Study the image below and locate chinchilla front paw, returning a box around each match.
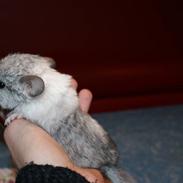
[5,113,23,126]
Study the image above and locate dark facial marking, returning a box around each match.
[0,81,5,89]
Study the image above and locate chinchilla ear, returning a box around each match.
[44,57,56,68]
[19,75,45,97]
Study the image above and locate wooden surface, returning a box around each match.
[0,0,182,112]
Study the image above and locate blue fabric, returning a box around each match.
[93,105,183,183]
[1,105,183,183]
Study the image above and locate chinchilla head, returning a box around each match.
[0,53,56,114]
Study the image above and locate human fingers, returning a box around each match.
[71,79,78,89]
[70,79,93,113]
[79,89,93,113]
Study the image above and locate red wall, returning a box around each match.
[0,0,182,112]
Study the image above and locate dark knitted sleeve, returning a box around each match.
[16,164,90,183]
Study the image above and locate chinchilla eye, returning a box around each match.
[0,81,5,89]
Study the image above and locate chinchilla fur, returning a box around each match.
[0,53,135,183]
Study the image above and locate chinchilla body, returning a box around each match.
[0,54,135,183]
[52,108,118,168]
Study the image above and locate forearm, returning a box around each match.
[4,119,108,183]
[4,119,75,169]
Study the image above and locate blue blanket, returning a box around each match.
[1,105,183,183]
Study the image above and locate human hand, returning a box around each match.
[3,79,108,183]
[71,79,93,113]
